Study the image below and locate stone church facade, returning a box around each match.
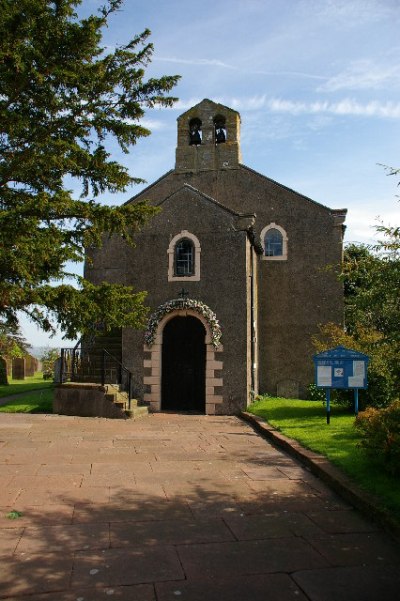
[86,99,347,415]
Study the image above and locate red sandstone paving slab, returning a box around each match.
[241,465,292,480]
[90,462,153,476]
[0,583,156,601]
[110,517,235,547]
[0,504,75,526]
[71,546,184,588]
[2,440,42,450]
[4,452,73,465]
[187,502,248,519]
[0,489,21,506]
[112,438,173,447]
[0,463,40,476]
[0,551,74,597]
[108,486,168,504]
[10,474,83,489]
[246,478,324,499]
[70,452,157,463]
[277,464,317,479]
[72,500,193,524]
[77,440,115,449]
[15,523,110,554]
[223,511,326,540]
[293,565,400,601]
[177,537,328,579]
[0,528,24,556]
[309,532,400,566]
[0,475,13,488]
[16,485,110,505]
[81,475,137,488]
[37,463,92,476]
[156,573,309,601]
[306,509,380,534]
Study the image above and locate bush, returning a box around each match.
[313,323,399,408]
[307,384,326,402]
[355,400,400,475]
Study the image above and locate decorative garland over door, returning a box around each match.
[144,298,222,349]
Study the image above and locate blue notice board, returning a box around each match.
[313,346,369,390]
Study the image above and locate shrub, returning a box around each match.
[312,323,399,408]
[307,384,326,402]
[355,400,400,475]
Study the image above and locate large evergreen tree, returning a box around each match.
[0,0,180,338]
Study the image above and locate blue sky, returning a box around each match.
[20,0,400,347]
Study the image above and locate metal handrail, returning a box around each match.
[59,345,134,410]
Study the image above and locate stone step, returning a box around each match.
[125,406,150,420]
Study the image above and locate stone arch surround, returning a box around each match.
[143,309,223,415]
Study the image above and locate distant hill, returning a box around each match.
[28,346,61,359]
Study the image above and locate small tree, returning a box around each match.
[313,209,400,408]
[40,348,60,380]
[0,0,180,339]
[0,323,30,385]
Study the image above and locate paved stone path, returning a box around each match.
[0,412,399,600]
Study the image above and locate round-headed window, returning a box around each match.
[175,238,195,276]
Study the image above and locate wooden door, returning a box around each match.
[161,316,206,412]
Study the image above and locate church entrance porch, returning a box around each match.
[143,302,224,415]
[161,316,205,412]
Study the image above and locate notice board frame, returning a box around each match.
[313,346,369,424]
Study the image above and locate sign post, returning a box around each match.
[313,346,369,424]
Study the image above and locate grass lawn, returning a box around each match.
[0,373,54,398]
[0,389,54,413]
[248,396,400,525]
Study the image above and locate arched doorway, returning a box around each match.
[161,316,206,412]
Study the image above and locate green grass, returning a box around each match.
[248,396,400,524]
[0,389,54,413]
[0,373,54,398]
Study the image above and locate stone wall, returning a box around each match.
[54,383,126,419]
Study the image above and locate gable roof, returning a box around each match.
[156,183,253,218]
[177,98,240,121]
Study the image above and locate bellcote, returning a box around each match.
[175,99,242,173]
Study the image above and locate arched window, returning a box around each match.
[175,238,194,276]
[189,118,202,146]
[214,115,227,144]
[260,223,288,261]
[168,231,201,281]
[265,228,283,256]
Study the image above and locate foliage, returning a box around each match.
[355,401,400,476]
[0,323,30,358]
[0,322,31,384]
[248,396,400,523]
[313,322,397,408]
[313,217,400,408]
[40,348,60,379]
[144,298,222,348]
[307,383,326,402]
[0,0,180,338]
[342,240,400,346]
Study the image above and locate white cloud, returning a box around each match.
[155,57,236,69]
[229,96,400,119]
[305,0,398,25]
[319,60,400,92]
[344,206,400,246]
[140,118,166,131]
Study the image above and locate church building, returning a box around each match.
[85,99,347,415]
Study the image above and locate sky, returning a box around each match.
[20,0,400,348]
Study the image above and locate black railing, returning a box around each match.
[60,345,133,409]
